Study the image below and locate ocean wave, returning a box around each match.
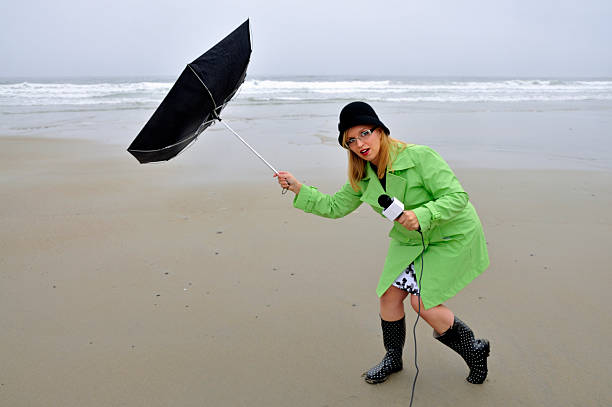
[0,81,170,106]
[243,95,612,104]
[1,78,611,107]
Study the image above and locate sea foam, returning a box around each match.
[1,77,611,108]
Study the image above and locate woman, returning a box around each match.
[274,101,490,384]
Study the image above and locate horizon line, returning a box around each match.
[1,74,612,81]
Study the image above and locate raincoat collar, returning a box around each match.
[360,145,416,208]
[388,144,416,171]
[360,144,416,181]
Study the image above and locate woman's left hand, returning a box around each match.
[396,210,420,231]
[274,171,302,195]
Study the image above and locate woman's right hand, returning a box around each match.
[274,171,302,195]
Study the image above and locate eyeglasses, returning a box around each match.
[345,127,377,148]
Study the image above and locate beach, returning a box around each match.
[1,78,612,406]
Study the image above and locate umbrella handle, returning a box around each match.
[219,120,289,195]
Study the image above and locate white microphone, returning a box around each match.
[378,194,404,221]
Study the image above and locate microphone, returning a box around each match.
[378,194,405,221]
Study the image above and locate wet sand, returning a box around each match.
[1,136,611,406]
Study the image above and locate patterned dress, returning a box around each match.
[392,263,420,295]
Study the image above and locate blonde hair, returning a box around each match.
[343,129,407,192]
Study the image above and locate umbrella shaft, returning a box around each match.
[220,120,279,175]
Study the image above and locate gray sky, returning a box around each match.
[1,0,611,78]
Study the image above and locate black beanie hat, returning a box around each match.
[337,101,390,147]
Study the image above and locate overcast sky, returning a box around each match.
[1,0,611,78]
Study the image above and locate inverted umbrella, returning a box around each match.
[127,19,282,179]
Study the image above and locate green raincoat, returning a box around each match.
[293,144,489,309]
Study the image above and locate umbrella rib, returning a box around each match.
[127,128,205,153]
[187,64,218,111]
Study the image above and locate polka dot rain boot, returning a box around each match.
[434,316,490,384]
[362,316,405,384]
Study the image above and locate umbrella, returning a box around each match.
[127,19,281,177]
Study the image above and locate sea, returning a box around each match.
[1,76,612,171]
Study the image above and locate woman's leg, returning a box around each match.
[408,294,490,384]
[408,294,454,334]
[363,286,408,384]
[380,285,409,320]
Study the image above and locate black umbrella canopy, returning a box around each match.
[128,20,252,163]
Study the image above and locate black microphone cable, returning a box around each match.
[409,229,426,407]
[376,193,425,405]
